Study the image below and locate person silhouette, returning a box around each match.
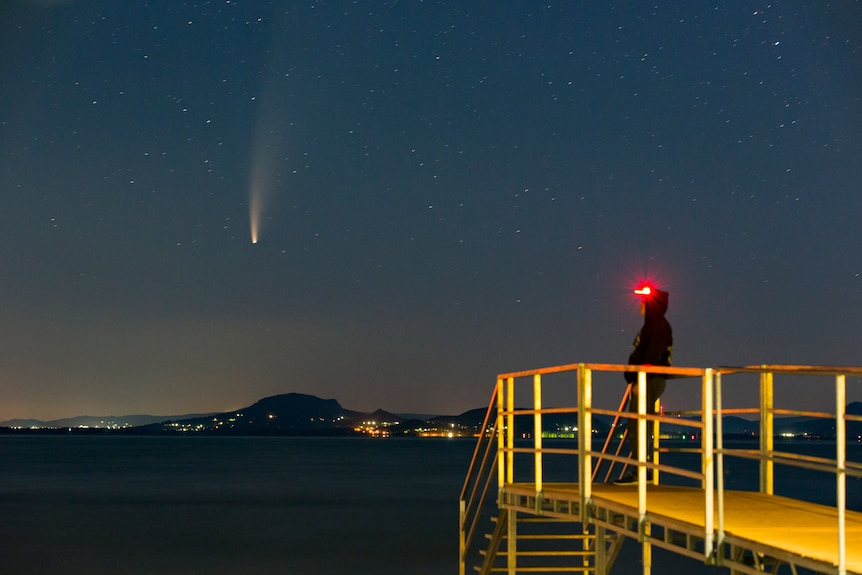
[615,285,673,485]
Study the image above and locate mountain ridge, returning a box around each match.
[3,394,860,439]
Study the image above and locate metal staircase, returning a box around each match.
[460,374,637,575]
[476,509,620,575]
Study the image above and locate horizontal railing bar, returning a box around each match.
[711,408,760,416]
[722,448,862,468]
[587,407,627,418]
[532,447,583,456]
[498,363,708,379]
[499,407,579,416]
[652,464,705,481]
[496,362,585,379]
[665,408,861,429]
[655,417,704,429]
[664,408,757,418]
[719,364,862,376]
[592,453,706,482]
[721,449,862,478]
[661,447,705,455]
[589,407,706,428]
[770,408,836,419]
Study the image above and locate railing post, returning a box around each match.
[506,377,515,486]
[637,370,648,496]
[759,368,774,494]
[578,364,592,522]
[596,523,607,575]
[637,370,650,575]
[836,373,847,575]
[702,368,715,561]
[497,378,505,492]
[533,373,543,498]
[715,370,726,563]
[507,507,518,575]
[651,396,660,485]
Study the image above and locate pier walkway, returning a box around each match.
[459,364,862,575]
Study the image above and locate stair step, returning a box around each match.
[485,568,594,573]
[515,550,594,557]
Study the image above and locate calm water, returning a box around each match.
[0,436,470,575]
[0,436,858,574]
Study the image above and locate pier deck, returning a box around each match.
[504,482,862,573]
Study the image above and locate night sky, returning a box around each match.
[1,1,860,422]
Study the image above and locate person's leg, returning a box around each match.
[646,375,666,416]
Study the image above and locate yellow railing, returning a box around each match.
[715,365,862,575]
[458,362,862,575]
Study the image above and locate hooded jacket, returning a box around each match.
[624,289,673,383]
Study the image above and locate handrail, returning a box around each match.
[458,382,498,575]
[592,383,631,483]
[459,384,498,501]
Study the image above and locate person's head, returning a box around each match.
[644,289,669,323]
[634,285,669,321]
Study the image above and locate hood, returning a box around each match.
[644,289,669,322]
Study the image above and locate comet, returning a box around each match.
[247,95,290,245]
[247,123,284,245]
[247,130,274,245]
[246,25,292,244]
[249,170,264,244]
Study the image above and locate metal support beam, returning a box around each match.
[759,369,774,495]
[596,523,607,575]
[578,364,592,522]
[506,377,515,486]
[507,508,517,575]
[637,370,651,575]
[836,374,847,575]
[496,378,505,493]
[703,368,715,560]
[534,373,543,497]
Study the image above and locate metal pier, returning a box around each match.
[459,363,862,575]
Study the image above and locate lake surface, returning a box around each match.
[0,436,858,574]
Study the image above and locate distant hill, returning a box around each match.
[0,413,216,430]
[129,393,353,435]
[3,398,860,440]
[660,415,759,436]
[0,393,446,436]
[126,394,418,436]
